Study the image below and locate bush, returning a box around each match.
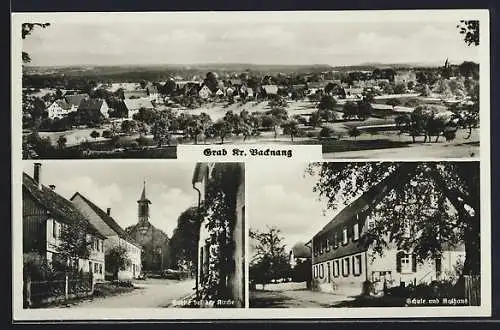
[306,131,316,138]
[102,130,113,139]
[111,280,134,288]
[319,127,334,138]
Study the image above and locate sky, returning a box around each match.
[247,161,337,254]
[22,161,198,237]
[22,15,479,67]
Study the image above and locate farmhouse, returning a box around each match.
[46,100,73,119]
[193,163,245,307]
[123,98,154,119]
[70,193,142,280]
[23,163,106,281]
[77,98,110,118]
[394,70,417,85]
[146,83,160,103]
[309,170,465,297]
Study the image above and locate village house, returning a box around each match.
[77,98,110,119]
[394,70,417,85]
[46,100,73,119]
[261,84,278,97]
[123,98,154,119]
[64,93,89,112]
[309,170,465,297]
[198,85,212,99]
[23,163,106,281]
[70,193,142,280]
[192,163,245,307]
[344,87,364,100]
[146,83,160,103]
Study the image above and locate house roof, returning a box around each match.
[124,98,154,111]
[230,79,242,86]
[291,242,311,258]
[124,89,148,99]
[70,192,140,248]
[64,94,89,107]
[314,169,402,239]
[52,100,72,110]
[78,98,105,111]
[23,173,105,239]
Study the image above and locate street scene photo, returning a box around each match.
[248,161,480,308]
[22,161,245,308]
[20,12,481,159]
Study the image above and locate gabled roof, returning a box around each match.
[78,98,105,111]
[65,94,89,107]
[51,100,72,110]
[124,98,154,111]
[70,192,141,248]
[23,173,105,239]
[314,169,401,239]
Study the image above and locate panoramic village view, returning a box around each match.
[248,161,480,308]
[21,19,480,159]
[22,161,245,308]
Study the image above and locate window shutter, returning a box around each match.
[412,254,417,273]
[396,251,403,273]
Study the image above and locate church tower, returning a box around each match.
[137,181,151,231]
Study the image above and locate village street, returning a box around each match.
[60,279,195,308]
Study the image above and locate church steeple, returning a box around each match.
[138,180,151,226]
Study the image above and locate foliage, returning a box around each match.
[169,207,201,271]
[22,23,50,63]
[90,130,100,139]
[249,227,292,285]
[457,20,479,46]
[319,126,335,138]
[57,219,93,269]
[307,162,480,275]
[56,135,67,149]
[282,119,299,141]
[348,127,361,139]
[212,118,233,144]
[105,246,132,280]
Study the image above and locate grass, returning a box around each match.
[299,138,411,153]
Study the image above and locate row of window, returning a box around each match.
[313,221,362,257]
[313,254,364,279]
[52,220,103,252]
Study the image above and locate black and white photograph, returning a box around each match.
[18,11,484,159]
[248,161,481,308]
[21,161,245,309]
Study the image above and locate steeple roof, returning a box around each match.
[137,181,151,204]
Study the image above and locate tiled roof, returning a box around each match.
[65,94,89,107]
[23,173,105,238]
[78,98,105,111]
[123,98,154,111]
[71,192,140,248]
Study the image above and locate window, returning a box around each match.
[396,252,416,274]
[89,261,93,273]
[313,265,318,279]
[333,232,338,248]
[353,255,362,276]
[313,244,318,257]
[327,262,331,283]
[342,227,348,245]
[333,260,340,278]
[342,257,350,277]
[52,221,58,238]
[353,223,359,241]
[319,264,324,279]
[326,237,330,252]
[367,215,375,230]
[94,263,98,273]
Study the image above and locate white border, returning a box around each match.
[12,9,491,320]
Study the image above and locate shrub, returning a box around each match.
[102,130,113,139]
[319,127,334,138]
[306,131,316,138]
[348,127,362,139]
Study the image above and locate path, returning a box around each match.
[250,288,355,308]
[64,279,195,308]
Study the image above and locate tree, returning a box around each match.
[457,20,479,46]
[394,83,407,95]
[152,112,172,147]
[212,118,232,144]
[90,130,100,140]
[307,162,480,277]
[105,246,131,280]
[22,23,50,63]
[249,227,292,287]
[56,135,67,150]
[342,101,358,120]
[319,126,335,138]
[56,219,92,272]
[357,101,373,121]
[204,72,219,93]
[266,107,289,139]
[387,98,401,108]
[169,207,201,272]
[282,119,299,142]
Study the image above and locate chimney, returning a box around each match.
[33,163,42,190]
[49,185,56,191]
[107,208,111,216]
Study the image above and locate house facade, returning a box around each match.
[310,171,465,297]
[70,193,142,280]
[23,163,106,281]
[46,100,73,119]
[198,85,212,99]
[64,94,89,112]
[123,98,155,119]
[192,163,245,307]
